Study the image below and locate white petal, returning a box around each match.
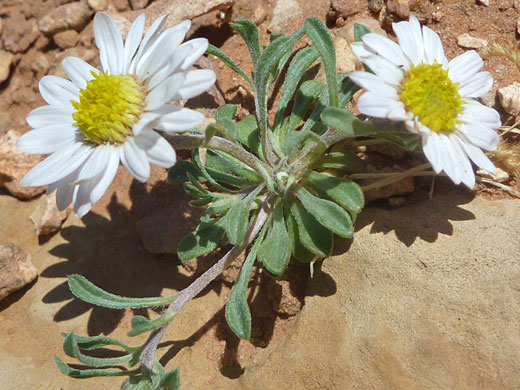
[20,143,92,187]
[392,15,424,66]
[73,179,94,218]
[458,123,499,151]
[178,38,208,71]
[122,14,145,73]
[172,69,216,100]
[63,57,98,89]
[134,130,176,168]
[17,124,77,154]
[90,146,120,205]
[460,100,501,128]
[39,76,79,106]
[422,25,448,67]
[457,71,493,98]
[75,144,111,184]
[130,14,168,73]
[145,72,186,111]
[357,91,402,118]
[146,44,194,90]
[422,131,444,174]
[94,12,124,74]
[456,135,496,173]
[54,169,81,211]
[359,54,404,86]
[361,33,408,67]
[439,134,461,185]
[120,138,150,182]
[448,50,483,84]
[26,105,74,128]
[132,112,161,136]
[155,107,205,132]
[449,134,475,188]
[349,71,398,98]
[350,41,375,60]
[136,27,189,81]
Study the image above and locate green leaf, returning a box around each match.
[168,160,204,185]
[283,80,324,136]
[321,106,376,137]
[224,186,264,245]
[127,310,176,337]
[206,197,237,215]
[305,171,364,220]
[225,225,267,340]
[216,104,238,121]
[255,28,304,133]
[60,333,138,353]
[286,212,315,263]
[216,117,239,141]
[354,23,371,42]
[273,47,320,131]
[258,201,291,276]
[314,151,366,174]
[206,150,263,184]
[230,19,261,67]
[207,43,253,87]
[122,375,155,390]
[305,18,338,107]
[160,369,181,390]
[178,218,226,261]
[55,356,140,379]
[294,185,353,238]
[62,333,136,367]
[237,115,263,159]
[287,199,332,257]
[67,275,177,310]
[337,73,360,107]
[183,183,209,198]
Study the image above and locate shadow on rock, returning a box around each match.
[40,180,205,336]
[355,184,476,247]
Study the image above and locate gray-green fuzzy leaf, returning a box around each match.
[178,218,225,261]
[258,201,291,275]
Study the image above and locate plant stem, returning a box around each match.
[165,134,272,174]
[359,163,431,191]
[140,204,270,372]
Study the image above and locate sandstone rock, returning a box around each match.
[139,0,234,29]
[0,50,14,83]
[478,0,490,5]
[360,166,416,203]
[368,0,385,13]
[330,0,364,20]
[515,0,520,8]
[498,81,520,116]
[136,203,204,255]
[457,33,488,49]
[0,243,38,300]
[129,0,150,10]
[229,194,520,390]
[334,36,358,73]
[113,0,131,11]
[233,0,268,25]
[0,112,13,136]
[29,192,69,236]
[87,0,109,11]
[387,0,410,20]
[38,2,93,35]
[366,141,405,160]
[53,29,80,49]
[30,51,51,77]
[2,15,39,53]
[0,130,45,199]
[267,0,303,33]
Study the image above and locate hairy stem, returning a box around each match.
[165,134,272,174]
[140,204,270,372]
[359,163,431,191]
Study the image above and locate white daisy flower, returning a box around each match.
[349,15,501,188]
[18,12,216,217]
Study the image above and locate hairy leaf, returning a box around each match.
[207,44,253,87]
[178,218,226,261]
[258,201,291,276]
[230,19,261,67]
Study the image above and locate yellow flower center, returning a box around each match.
[72,72,146,145]
[399,61,464,133]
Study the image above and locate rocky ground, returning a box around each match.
[0,0,520,389]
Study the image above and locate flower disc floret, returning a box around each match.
[72,73,146,145]
[399,62,463,133]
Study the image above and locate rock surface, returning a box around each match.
[0,130,45,199]
[0,51,14,83]
[38,2,93,35]
[267,0,303,33]
[29,192,69,236]
[498,81,520,116]
[0,243,38,300]
[456,33,488,49]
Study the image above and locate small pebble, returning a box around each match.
[456,33,488,49]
